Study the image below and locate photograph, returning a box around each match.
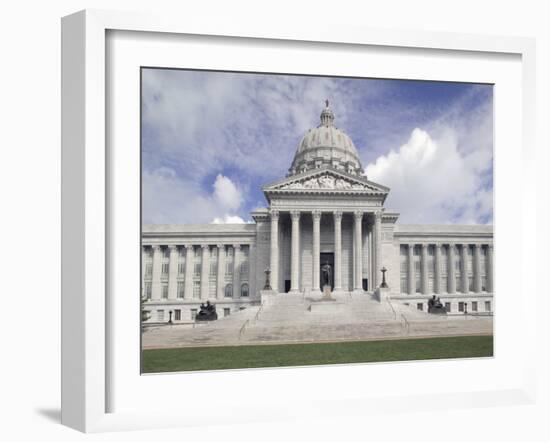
[139,68,494,373]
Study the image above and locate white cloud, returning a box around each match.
[211,215,246,224]
[142,168,246,224]
[213,174,243,210]
[366,127,492,224]
[141,70,493,224]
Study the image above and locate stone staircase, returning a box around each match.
[142,291,493,349]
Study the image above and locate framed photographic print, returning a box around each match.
[61,9,537,433]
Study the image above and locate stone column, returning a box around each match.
[474,244,482,293]
[141,247,147,283]
[167,245,179,300]
[183,245,194,299]
[269,209,280,293]
[312,210,321,293]
[151,245,162,300]
[249,244,257,299]
[487,244,493,293]
[434,244,442,294]
[290,211,301,293]
[333,211,343,292]
[374,211,382,287]
[407,244,415,295]
[233,244,241,298]
[200,245,210,300]
[368,227,373,289]
[461,245,469,293]
[216,244,225,299]
[354,211,364,291]
[421,244,429,294]
[448,243,456,294]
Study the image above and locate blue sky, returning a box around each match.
[141,69,493,225]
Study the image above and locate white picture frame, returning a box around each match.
[61,9,537,433]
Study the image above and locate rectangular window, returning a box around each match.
[157,310,164,322]
[472,301,478,312]
[194,263,201,276]
[161,283,168,299]
[445,302,451,312]
[210,262,218,276]
[144,282,152,300]
[468,276,474,292]
[193,281,201,298]
[209,282,217,298]
[161,263,169,276]
[454,247,461,272]
[400,276,407,294]
[190,309,197,320]
[458,302,465,312]
[240,261,249,276]
[174,309,181,321]
[177,281,185,299]
[415,277,421,293]
[178,262,186,275]
[145,263,153,278]
[224,308,231,317]
[481,276,487,292]
[417,303,423,311]
[485,301,491,312]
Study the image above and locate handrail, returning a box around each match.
[254,304,263,322]
[386,298,397,320]
[400,313,410,334]
[239,319,250,338]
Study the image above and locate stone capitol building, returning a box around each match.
[142,102,493,324]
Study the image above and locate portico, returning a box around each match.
[266,208,383,295]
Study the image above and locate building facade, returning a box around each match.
[142,103,493,323]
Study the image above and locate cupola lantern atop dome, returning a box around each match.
[287,101,365,177]
[320,99,335,127]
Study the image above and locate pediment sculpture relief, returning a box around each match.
[278,173,370,191]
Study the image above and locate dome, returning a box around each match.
[288,100,364,176]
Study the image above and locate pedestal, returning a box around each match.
[322,285,334,300]
[375,286,391,302]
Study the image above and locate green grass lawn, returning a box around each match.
[142,335,493,373]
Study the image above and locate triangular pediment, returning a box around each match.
[263,167,390,195]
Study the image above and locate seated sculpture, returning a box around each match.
[428,295,447,315]
[196,300,218,321]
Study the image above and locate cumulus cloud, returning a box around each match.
[142,168,246,224]
[213,174,243,210]
[366,127,492,224]
[211,215,246,224]
[142,69,493,225]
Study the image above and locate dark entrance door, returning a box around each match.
[320,252,335,290]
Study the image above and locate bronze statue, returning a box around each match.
[321,261,332,288]
[428,295,447,314]
[196,300,218,321]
